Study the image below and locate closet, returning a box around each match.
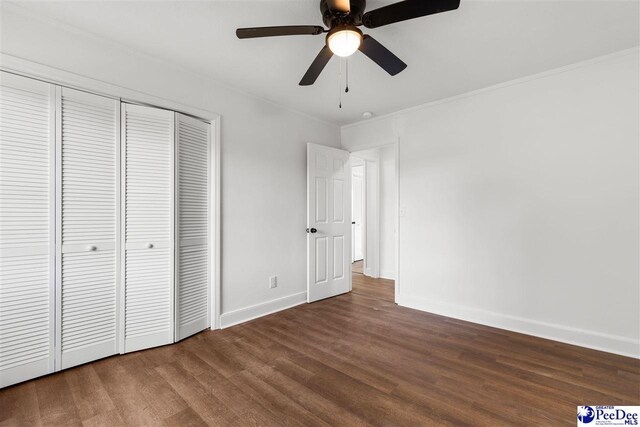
[57,87,120,370]
[175,114,210,341]
[0,71,213,388]
[122,104,174,352]
[0,73,55,387]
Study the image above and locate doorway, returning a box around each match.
[351,159,365,274]
[305,142,397,304]
[349,145,397,302]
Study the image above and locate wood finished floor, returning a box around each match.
[1,274,638,426]
[352,260,363,275]
[352,271,394,303]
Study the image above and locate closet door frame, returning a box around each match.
[205,117,213,330]
[1,55,221,330]
[54,87,121,369]
[211,117,220,330]
[48,81,57,374]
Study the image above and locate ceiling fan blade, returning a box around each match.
[299,46,334,86]
[236,26,324,39]
[358,35,407,76]
[327,0,350,14]
[362,0,460,28]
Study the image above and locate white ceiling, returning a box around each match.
[7,0,640,126]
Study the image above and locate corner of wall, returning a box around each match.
[396,294,640,359]
[379,269,396,280]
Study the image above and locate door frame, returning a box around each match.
[1,54,223,330]
[350,161,365,264]
[347,141,400,303]
[349,151,380,279]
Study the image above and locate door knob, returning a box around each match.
[87,245,97,252]
[306,227,317,234]
[146,243,154,249]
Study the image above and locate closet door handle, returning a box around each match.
[146,243,154,249]
[86,245,97,252]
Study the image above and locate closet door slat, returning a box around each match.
[57,87,119,370]
[176,114,210,341]
[122,103,174,353]
[0,72,55,387]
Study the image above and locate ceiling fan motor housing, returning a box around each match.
[321,0,367,27]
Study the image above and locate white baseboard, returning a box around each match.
[220,291,307,329]
[379,269,396,280]
[397,293,640,359]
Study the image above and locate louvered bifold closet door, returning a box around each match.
[0,72,55,388]
[122,104,174,353]
[175,114,210,341]
[57,87,119,370]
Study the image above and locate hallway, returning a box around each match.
[351,268,395,303]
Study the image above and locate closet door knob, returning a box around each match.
[87,245,97,252]
[146,243,154,249]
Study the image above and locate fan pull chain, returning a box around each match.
[345,57,349,93]
[338,58,342,108]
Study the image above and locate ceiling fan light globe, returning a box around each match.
[327,29,362,57]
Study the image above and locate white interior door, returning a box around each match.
[175,113,210,341]
[307,143,351,303]
[57,87,119,370]
[122,103,174,353]
[0,72,55,387]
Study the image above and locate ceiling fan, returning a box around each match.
[236,0,460,86]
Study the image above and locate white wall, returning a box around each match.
[342,49,640,357]
[0,6,341,326]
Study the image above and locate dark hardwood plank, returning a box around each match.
[81,409,126,427]
[0,381,41,426]
[34,373,82,426]
[162,407,208,427]
[91,356,163,425]
[64,364,116,422]
[1,273,638,426]
[119,353,188,421]
[351,271,394,302]
[154,363,239,426]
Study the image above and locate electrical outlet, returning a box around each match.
[269,275,278,289]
